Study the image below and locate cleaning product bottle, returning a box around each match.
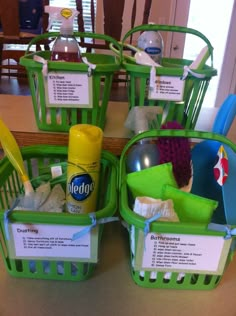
[125,106,161,173]
[66,124,103,214]
[45,6,82,62]
[137,22,164,65]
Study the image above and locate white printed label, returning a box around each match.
[8,223,98,262]
[149,75,185,101]
[135,232,231,275]
[46,72,92,108]
[51,165,63,178]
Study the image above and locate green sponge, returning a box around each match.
[126,163,177,199]
[162,184,218,224]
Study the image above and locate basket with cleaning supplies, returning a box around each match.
[20,31,121,132]
[119,128,236,290]
[0,145,118,281]
[114,24,217,129]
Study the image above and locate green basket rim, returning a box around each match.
[119,129,236,232]
[0,145,118,226]
[20,51,121,72]
[24,31,122,54]
[20,31,122,72]
[122,57,217,77]
[121,24,214,67]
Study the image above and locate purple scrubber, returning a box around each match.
[157,121,192,188]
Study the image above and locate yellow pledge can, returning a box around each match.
[66,124,103,214]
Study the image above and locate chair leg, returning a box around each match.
[0,43,3,77]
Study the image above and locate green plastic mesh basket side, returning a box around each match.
[124,58,216,129]
[119,24,217,129]
[20,31,122,132]
[128,226,226,290]
[22,51,120,132]
[119,130,236,289]
[0,145,118,281]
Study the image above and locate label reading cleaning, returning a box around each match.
[46,71,93,108]
[148,75,185,101]
[134,232,231,275]
[8,223,99,262]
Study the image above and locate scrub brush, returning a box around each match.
[157,121,192,189]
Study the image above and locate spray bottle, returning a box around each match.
[45,6,82,62]
[66,124,103,214]
[124,106,162,173]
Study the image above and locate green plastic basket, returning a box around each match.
[120,24,217,129]
[20,32,121,132]
[119,129,236,290]
[0,145,118,281]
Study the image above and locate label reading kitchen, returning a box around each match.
[46,71,93,108]
[134,232,231,275]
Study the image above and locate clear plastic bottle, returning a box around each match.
[137,23,164,64]
[47,7,82,62]
[125,107,160,173]
[126,139,160,173]
[51,33,82,62]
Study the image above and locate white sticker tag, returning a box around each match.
[46,71,93,108]
[135,232,231,275]
[51,165,63,178]
[148,75,185,101]
[8,223,99,262]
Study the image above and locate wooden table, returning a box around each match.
[1,94,236,155]
[1,95,236,316]
[0,95,131,155]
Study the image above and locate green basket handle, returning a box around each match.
[109,41,142,62]
[25,31,122,56]
[119,24,214,67]
[119,129,236,186]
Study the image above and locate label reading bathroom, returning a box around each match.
[135,233,231,275]
[148,75,185,101]
[47,72,92,108]
[8,223,98,262]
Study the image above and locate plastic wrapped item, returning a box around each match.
[14,183,65,213]
[133,196,179,221]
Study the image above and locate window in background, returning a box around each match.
[49,0,96,33]
[1,0,96,75]
[183,0,234,108]
[5,0,96,50]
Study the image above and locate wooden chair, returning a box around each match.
[76,0,153,85]
[0,0,49,77]
[76,0,152,50]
